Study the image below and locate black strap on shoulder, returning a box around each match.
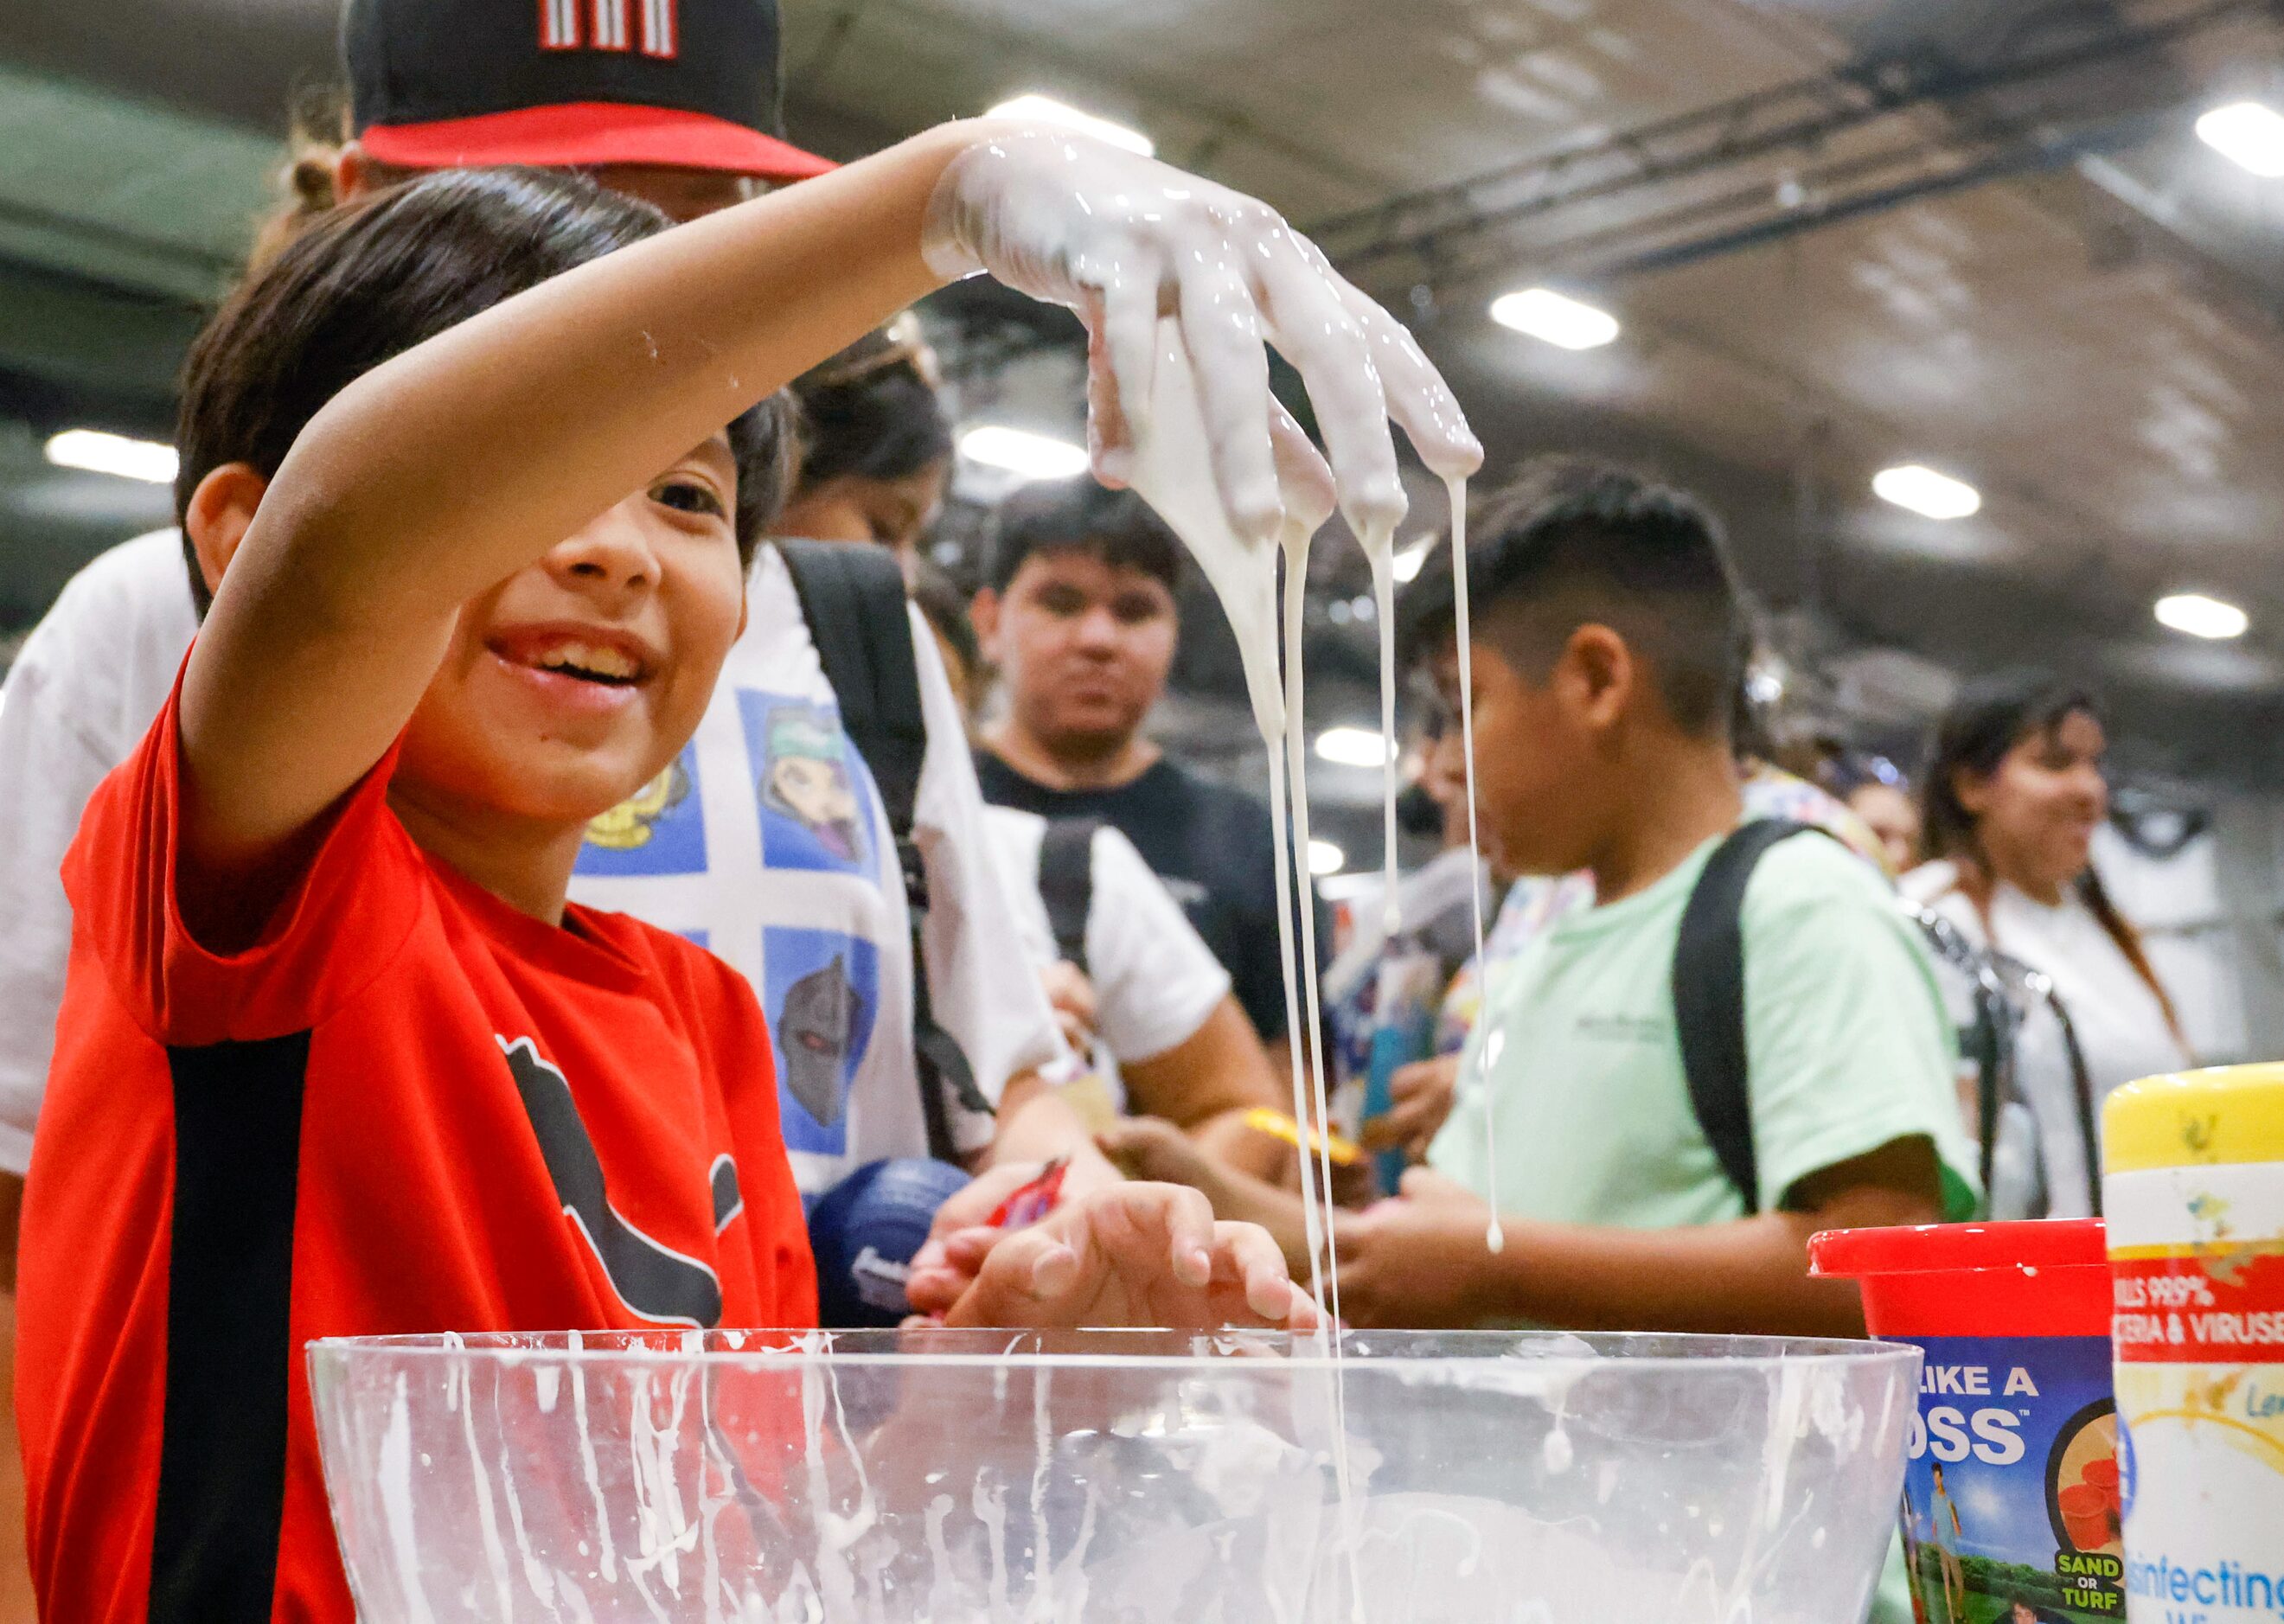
[1037,817,1100,974]
[776,540,988,1162]
[777,540,925,841]
[1671,819,1824,1214]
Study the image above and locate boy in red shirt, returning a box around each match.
[16,118,1475,1618]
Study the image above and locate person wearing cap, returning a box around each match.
[0,0,1115,1238]
[0,0,1076,1597]
[0,10,835,1602]
[345,0,832,203]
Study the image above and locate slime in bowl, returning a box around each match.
[308,1327,1918,1623]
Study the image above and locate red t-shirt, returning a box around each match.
[16,686,818,1621]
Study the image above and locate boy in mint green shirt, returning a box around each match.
[1335,459,1976,1336]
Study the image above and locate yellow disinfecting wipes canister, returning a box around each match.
[2103,1064,2284,1621]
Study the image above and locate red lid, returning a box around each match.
[1810,1218,2106,1279]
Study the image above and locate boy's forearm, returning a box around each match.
[252,122,977,626]
[1473,1212,1873,1339]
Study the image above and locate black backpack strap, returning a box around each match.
[1671,819,1824,1213]
[1037,817,1100,974]
[776,541,989,1162]
[777,541,925,841]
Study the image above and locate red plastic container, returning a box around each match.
[1812,1220,2122,1620]
[1810,1218,2111,1338]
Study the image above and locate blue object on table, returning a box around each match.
[807,1157,972,1327]
[1360,942,1442,1197]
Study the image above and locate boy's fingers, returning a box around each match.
[1028,1240,1082,1300]
[1332,275,1483,480]
[1176,262,1283,547]
[1251,233,1405,541]
[1268,399,1338,534]
[1212,1221,1297,1321]
[1151,1182,1219,1288]
[1091,273,1161,489]
[937,1226,999,1274]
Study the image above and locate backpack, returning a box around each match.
[1673,820,2095,1218]
[1035,817,1103,974]
[776,540,990,1164]
[1670,819,1819,1214]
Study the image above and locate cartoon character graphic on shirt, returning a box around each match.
[777,954,863,1128]
[764,929,882,1154]
[573,743,707,876]
[748,700,870,873]
[586,757,688,850]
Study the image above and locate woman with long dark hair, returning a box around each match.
[1904,670,2191,1128]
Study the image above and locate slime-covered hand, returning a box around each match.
[928,1180,1317,1333]
[924,125,1482,549]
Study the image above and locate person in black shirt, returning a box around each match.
[972,483,1325,1049]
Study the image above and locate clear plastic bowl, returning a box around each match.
[308,1327,1918,1622]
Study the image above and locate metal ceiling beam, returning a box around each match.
[1309,0,2280,284]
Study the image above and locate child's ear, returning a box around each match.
[1561,623,1634,731]
[1952,763,1993,818]
[970,587,1003,661]
[183,464,270,598]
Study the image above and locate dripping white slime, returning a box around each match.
[1124,320,1486,1620]
[1444,476,1505,1254]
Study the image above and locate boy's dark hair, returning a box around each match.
[176,167,793,615]
[987,481,1184,597]
[1398,457,1742,738]
[790,325,952,493]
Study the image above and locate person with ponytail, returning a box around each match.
[777,316,956,567]
[1903,670,2192,1120]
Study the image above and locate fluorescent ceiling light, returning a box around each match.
[2155,591,2249,640]
[1488,287,1620,350]
[1308,839,1345,877]
[45,428,177,484]
[1872,464,1981,521]
[1392,538,1434,583]
[986,94,1154,157]
[958,425,1089,482]
[2197,101,2284,177]
[1315,726,1390,769]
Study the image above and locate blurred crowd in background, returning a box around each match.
[0,0,2217,1615]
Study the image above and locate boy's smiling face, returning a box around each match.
[389,433,747,833]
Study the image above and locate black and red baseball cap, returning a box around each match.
[344,0,835,182]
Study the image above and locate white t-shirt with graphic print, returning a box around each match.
[567,543,1064,1199]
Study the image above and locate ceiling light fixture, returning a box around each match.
[1392,538,1435,583]
[1872,464,1981,521]
[1314,726,1390,769]
[2197,100,2284,177]
[986,94,1155,157]
[957,425,1089,482]
[44,428,178,484]
[1308,839,1346,878]
[1488,287,1620,350]
[2155,591,2249,640]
